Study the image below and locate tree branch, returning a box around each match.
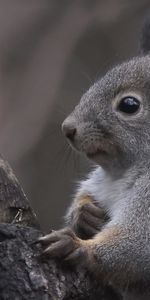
[0,155,121,300]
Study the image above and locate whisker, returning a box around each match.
[79,70,93,86]
[72,151,77,176]
[54,142,68,173]
[63,145,72,168]
[54,105,67,117]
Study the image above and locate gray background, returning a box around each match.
[0,0,149,230]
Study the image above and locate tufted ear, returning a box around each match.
[140,17,150,55]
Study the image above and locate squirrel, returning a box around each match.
[39,19,150,299]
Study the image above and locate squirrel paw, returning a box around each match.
[73,202,107,239]
[38,228,88,265]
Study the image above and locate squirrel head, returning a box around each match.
[62,23,150,174]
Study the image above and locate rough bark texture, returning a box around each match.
[0,155,121,300]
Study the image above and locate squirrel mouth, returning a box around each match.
[86,149,107,158]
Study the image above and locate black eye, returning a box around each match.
[118,96,140,114]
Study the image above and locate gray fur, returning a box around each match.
[63,53,150,299]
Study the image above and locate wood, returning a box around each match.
[0,155,121,299]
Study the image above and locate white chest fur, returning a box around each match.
[78,167,131,217]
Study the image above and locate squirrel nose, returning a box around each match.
[62,120,76,141]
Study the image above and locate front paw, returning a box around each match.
[38,228,88,265]
[73,202,108,239]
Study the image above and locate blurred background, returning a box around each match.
[0,0,150,230]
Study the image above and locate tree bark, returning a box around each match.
[0,155,121,300]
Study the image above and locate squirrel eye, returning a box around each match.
[118,96,140,114]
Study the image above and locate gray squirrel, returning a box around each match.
[39,19,150,299]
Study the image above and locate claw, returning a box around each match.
[38,232,60,245]
[42,240,71,258]
[64,247,85,264]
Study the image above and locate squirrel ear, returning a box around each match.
[140,17,150,55]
